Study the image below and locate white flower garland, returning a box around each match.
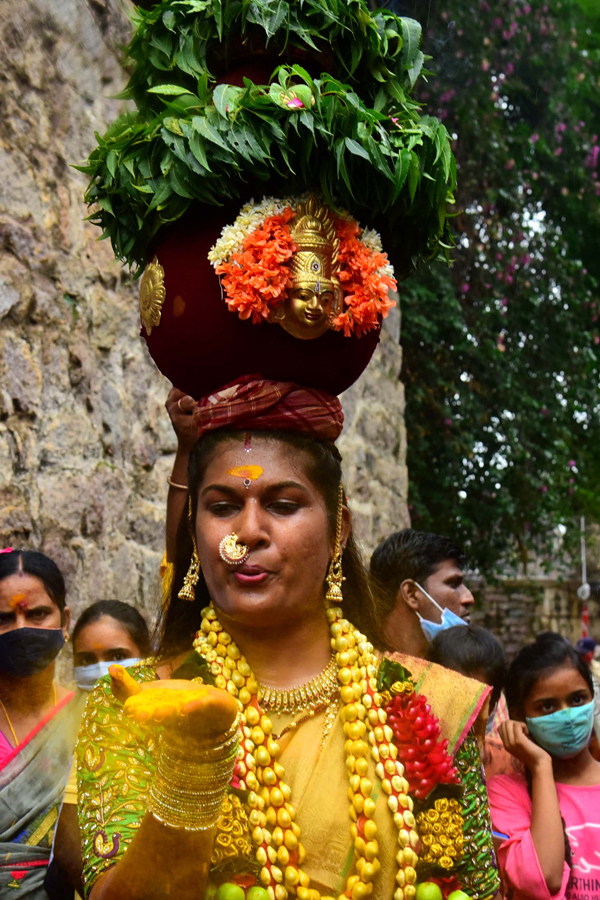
[207,195,395,282]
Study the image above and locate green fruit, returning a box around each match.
[215,883,246,900]
[246,888,271,900]
[416,883,444,900]
[447,891,471,900]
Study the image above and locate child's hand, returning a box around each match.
[499,719,553,771]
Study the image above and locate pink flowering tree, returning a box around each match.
[392,0,600,573]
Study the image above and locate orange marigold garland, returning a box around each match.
[211,198,396,336]
[333,217,397,338]
[216,208,297,325]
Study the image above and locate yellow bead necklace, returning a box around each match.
[194,605,420,900]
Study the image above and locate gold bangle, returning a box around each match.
[149,715,241,832]
[167,475,188,490]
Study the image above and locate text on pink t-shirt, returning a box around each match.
[488,773,600,900]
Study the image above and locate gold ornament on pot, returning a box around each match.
[268,195,343,340]
[139,256,166,336]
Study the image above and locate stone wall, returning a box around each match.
[471,527,600,657]
[0,0,409,643]
[473,576,600,660]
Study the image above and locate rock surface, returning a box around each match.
[0,0,409,635]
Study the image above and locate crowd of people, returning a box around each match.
[0,392,598,900]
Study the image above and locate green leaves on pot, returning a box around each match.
[78,0,456,274]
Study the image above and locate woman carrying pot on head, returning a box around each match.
[75,380,499,900]
[0,548,80,898]
[488,632,600,900]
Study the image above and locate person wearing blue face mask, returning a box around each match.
[369,528,474,659]
[52,601,151,900]
[487,632,600,900]
[71,600,151,692]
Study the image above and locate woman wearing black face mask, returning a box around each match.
[0,548,82,898]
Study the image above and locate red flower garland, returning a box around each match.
[385,689,459,800]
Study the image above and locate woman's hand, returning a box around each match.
[166,387,198,454]
[499,719,553,771]
[109,665,238,743]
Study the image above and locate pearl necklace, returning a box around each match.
[194,605,419,900]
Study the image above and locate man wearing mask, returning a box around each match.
[369,528,475,659]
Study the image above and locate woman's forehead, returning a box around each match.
[75,616,133,650]
[529,664,589,698]
[0,573,53,608]
[202,437,310,481]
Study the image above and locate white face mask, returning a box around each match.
[74,658,142,692]
[415,582,468,642]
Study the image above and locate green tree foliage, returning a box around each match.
[78,0,455,275]
[390,0,600,573]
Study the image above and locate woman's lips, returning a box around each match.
[233,564,270,585]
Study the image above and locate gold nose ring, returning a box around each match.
[219,533,250,566]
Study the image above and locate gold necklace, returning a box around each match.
[0,683,57,748]
[257,652,338,715]
[257,653,339,746]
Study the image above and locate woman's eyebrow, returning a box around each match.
[201,483,239,497]
[201,480,309,497]
[24,603,54,615]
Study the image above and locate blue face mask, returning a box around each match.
[415,583,468,642]
[526,700,595,759]
[74,658,141,692]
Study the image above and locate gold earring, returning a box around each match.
[179,498,200,601]
[325,483,345,603]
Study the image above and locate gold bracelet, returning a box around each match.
[149,715,241,831]
[167,475,188,490]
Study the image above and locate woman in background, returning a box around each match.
[488,632,600,900]
[72,600,151,692]
[51,601,151,899]
[0,548,77,898]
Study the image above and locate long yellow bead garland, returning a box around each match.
[193,605,420,900]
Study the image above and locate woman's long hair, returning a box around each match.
[155,429,386,660]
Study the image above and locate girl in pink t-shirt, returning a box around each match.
[487,632,600,900]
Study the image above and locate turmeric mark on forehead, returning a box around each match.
[10,593,27,610]
[227,465,264,483]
